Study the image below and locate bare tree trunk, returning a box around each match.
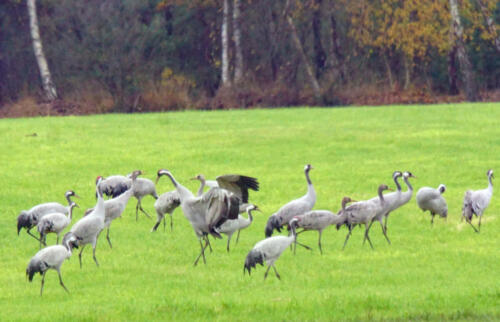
[27,0,57,101]
[232,0,243,84]
[221,0,231,87]
[329,12,346,83]
[403,55,411,89]
[476,0,500,53]
[449,0,478,101]
[383,52,394,89]
[312,0,326,79]
[284,0,322,102]
[448,45,459,95]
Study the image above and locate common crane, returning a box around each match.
[216,204,260,252]
[62,177,106,268]
[37,202,78,248]
[462,169,494,233]
[342,184,391,250]
[17,190,79,244]
[244,218,300,280]
[416,184,448,225]
[157,169,258,265]
[26,234,79,296]
[265,164,316,237]
[293,196,356,254]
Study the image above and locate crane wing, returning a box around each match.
[462,190,474,220]
[215,174,259,203]
[201,188,240,235]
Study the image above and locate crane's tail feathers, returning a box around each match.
[26,259,46,282]
[244,250,264,275]
[265,216,281,237]
[17,212,31,235]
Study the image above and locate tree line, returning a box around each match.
[1,0,499,113]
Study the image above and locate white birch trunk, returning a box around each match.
[449,0,478,101]
[232,0,243,84]
[477,0,500,53]
[27,0,57,101]
[221,0,231,87]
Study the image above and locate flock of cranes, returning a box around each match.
[17,165,494,295]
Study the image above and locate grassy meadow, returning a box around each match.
[1,104,500,321]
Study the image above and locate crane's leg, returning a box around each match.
[295,241,312,251]
[478,216,482,232]
[169,213,173,231]
[205,236,213,253]
[226,234,233,252]
[318,230,323,255]
[40,271,46,296]
[137,199,152,219]
[379,218,391,245]
[151,211,163,232]
[384,215,389,232]
[78,245,86,269]
[92,239,100,267]
[235,230,241,244]
[56,234,60,245]
[364,223,374,250]
[27,227,44,244]
[57,269,69,293]
[106,228,112,249]
[136,202,140,221]
[272,265,281,280]
[467,220,479,233]
[362,221,374,245]
[431,214,435,226]
[264,265,272,280]
[39,233,44,249]
[194,239,208,266]
[342,226,353,250]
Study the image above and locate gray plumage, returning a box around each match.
[98,175,131,198]
[17,190,79,244]
[26,234,78,296]
[37,202,78,248]
[265,164,316,237]
[368,171,403,245]
[342,184,391,250]
[416,184,448,225]
[462,169,494,233]
[294,197,356,254]
[157,169,257,265]
[244,218,299,280]
[216,204,259,252]
[130,175,159,221]
[62,177,106,268]
[99,171,142,247]
[151,190,181,232]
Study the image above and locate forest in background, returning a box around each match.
[1,0,499,116]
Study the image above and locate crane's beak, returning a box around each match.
[412,175,417,179]
[73,193,81,199]
[350,199,357,203]
[387,187,394,191]
[190,177,198,180]
[75,204,80,208]
[155,176,160,184]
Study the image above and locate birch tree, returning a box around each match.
[449,0,478,101]
[232,0,243,83]
[221,0,231,87]
[27,0,57,101]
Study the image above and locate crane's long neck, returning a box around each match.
[403,176,413,193]
[394,175,402,192]
[196,179,206,197]
[247,209,254,222]
[65,194,73,206]
[378,188,385,205]
[67,205,75,220]
[165,172,193,201]
[488,174,493,192]
[305,169,316,201]
[95,184,105,219]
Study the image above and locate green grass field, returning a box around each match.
[1,104,500,321]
